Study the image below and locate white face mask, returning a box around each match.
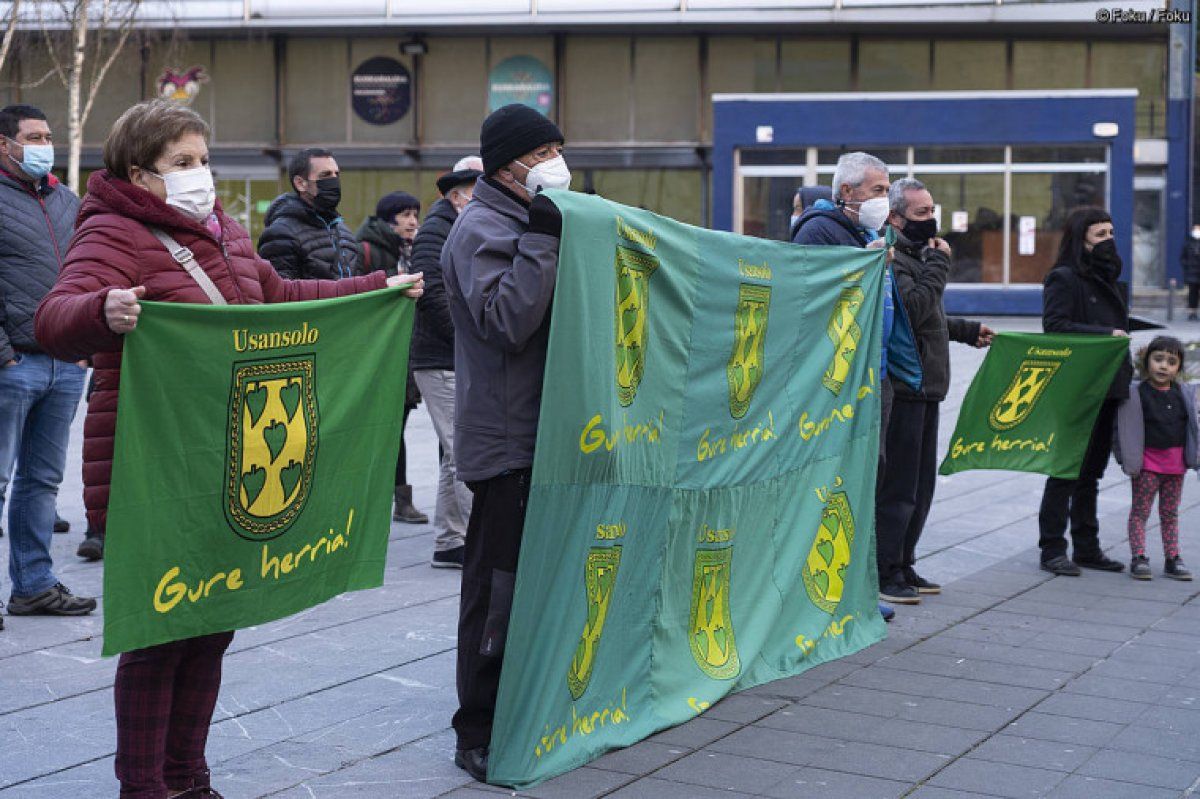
[855,197,890,231]
[152,165,216,222]
[519,155,571,194]
[1192,227,1200,240]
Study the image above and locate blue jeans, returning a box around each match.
[0,352,85,598]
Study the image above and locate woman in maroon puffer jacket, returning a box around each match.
[35,100,422,799]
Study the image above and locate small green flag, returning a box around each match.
[102,289,412,656]
[939,332,1129,480]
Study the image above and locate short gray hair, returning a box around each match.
[832,152,888,199]
[889,178,927,216]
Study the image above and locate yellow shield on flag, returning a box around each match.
[727,284,771,419]
[225,357,318,540]
[614,245,659,407]
[688,546,740,680]
[566,546,623,700]
[822,279,865,396]
[801,490,855,615]
[988,359,1061,431]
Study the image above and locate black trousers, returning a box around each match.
[452,468,531,751]
[1188,282,1199,311]
[395,405,411,486]
[1037,399,1118,562]
[876,397,940,585]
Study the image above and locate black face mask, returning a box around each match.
[901,217,938,247]
[308,176,341,214]
[1086,238,1122,279]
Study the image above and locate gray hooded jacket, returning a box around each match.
[442,178,558,482]
[1113,381,1200,477]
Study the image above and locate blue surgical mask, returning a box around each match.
[8,138,54,180]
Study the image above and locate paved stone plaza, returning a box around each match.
[2,317,1199,798]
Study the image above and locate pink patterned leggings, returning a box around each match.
[1128,471,1184,559]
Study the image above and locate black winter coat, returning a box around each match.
[1042,257,1132,400]
[890,232,981,402]
[356,216,412,277]
[410,197,457,372]
[1182,238,1200,285]
[257,193,364,281]
[0,168,79,363]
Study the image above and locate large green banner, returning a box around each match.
[103,289,412,656]
[488,192,888,787]
[939,332,1128,480]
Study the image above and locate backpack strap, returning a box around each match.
[145,227,227,306]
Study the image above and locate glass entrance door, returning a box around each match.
[1133,175,1166,288]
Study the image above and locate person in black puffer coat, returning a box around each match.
[1038,206,1133,577]
[356,190,428,525]
[257,148,363,280]
[411,157,482,568]
[1182,224,1200,320]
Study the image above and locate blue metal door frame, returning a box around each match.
[712,90,1138,315]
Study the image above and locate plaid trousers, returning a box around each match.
[114,630,234,798]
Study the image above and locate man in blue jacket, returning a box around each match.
[0,105,94,621]
[793,152,923,620]
[442,105,568,782]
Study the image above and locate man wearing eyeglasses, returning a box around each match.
[0,104,94,622]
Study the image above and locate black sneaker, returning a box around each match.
[8,583,97,616]
[1165,556,1193,581]
[53,515,70,534]
[432,545,464,569]
[1130,555,1152,580]
[878,602,895,622]
[904,566,941,595]
[77,531,104,561]
[879,582,920,605]
[454,746,489,782]
[1075,553,1125,572]
[1041,555,1082,576]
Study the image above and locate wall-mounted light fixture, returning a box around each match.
[400,38,427,56]
[1092,122,1119,139]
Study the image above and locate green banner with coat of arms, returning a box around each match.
[487,191,889,787]
[102,288,412,656]
[938,332,1129,480]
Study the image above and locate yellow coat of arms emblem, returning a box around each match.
[801,487,855,614]
[688,546,740,680]
[727,284,771,419]
[821,279,865,396]
[225,357,317,540]
[567,546,623,700]
[989,359,1061,431]
[614,245,658,407]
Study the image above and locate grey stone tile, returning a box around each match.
[1107,722,1200,762]
[877,650,1074,691]
[908,788,998,799]
[1123,704,1200,733]
[807,740,951,783]
[1132,629,1200,652]
[1045,775,1181,799]
[588,741,691,775]
[604,776,755,799]
[1076,748,1200,790]
[521,766,635,799]
[701,694,790,724]
[1002,712,1125,747]
[1064,673,1171,703]
[798,684,1026,731]
[651,750,801,793]
[910,635,1098,673]
[647,717,740,749]
[1086,657,1195,686]
[968,733,1097,771]
[761,766,910,799]
[840,666,1050,709]
[1034,692,1150,724]
[758,705,986,756]
[1024,633,1122,658]
[707,726,842,767]
[927,757,1068,798]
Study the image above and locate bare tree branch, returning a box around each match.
[18,66,61,89]
[0,0,22,78]
[38,3,70,88]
